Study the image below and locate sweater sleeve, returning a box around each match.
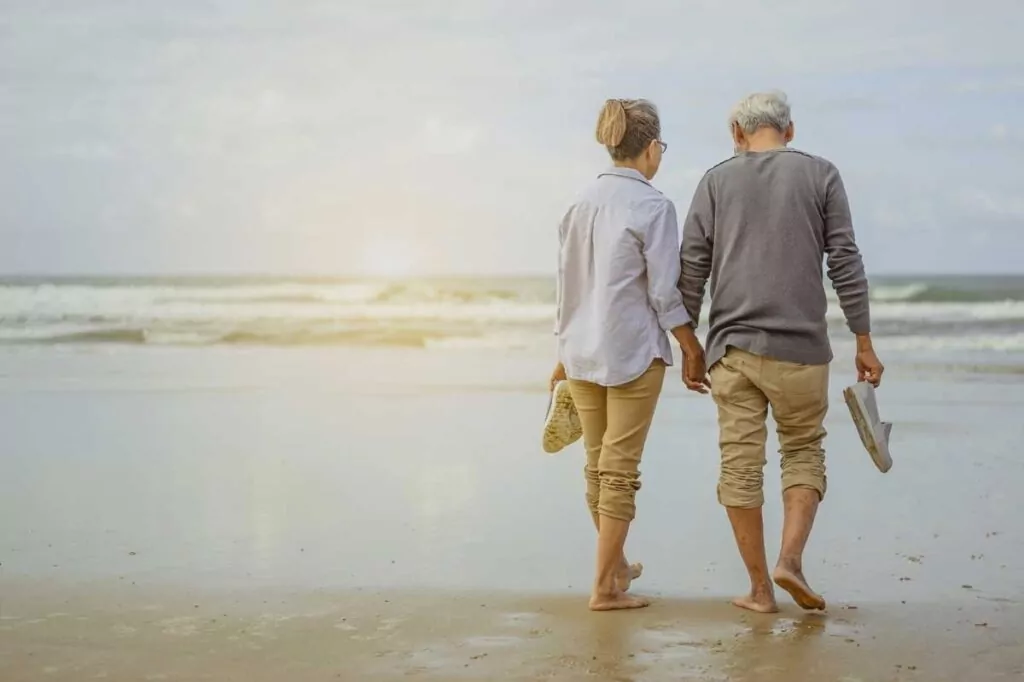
[822,163,871,334]
[679,174,714,326]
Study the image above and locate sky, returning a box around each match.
[2,0,1023,276]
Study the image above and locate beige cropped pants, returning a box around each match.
[568,361,665,522]
[710,347,829,509]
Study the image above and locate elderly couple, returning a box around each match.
[550,91,885,613]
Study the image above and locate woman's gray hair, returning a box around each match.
[728,91,792,135]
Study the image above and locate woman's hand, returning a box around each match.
[548,362,567,392]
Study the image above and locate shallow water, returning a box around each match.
[2,345,1023,680]
[1,345,1022,607]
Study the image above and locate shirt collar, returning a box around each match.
[598,166,652,186]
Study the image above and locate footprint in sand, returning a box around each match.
[111,624,137,637]
[157,616,199,637]
[634,629,704,664]
[345,616,407,640]
[499,611,541,625]
[462,635,522,648]
[376,617,406,632]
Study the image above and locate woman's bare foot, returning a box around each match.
[589,591,651,611]
[773,564,826,610]
[616,561,643,592]
[731,588,778,614]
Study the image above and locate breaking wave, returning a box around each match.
[1,276,1022,351]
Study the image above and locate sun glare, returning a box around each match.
[361,238,417,278]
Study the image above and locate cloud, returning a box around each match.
[2,0,1023,274]
[951,78,1024,93]
[987,124,1024,148]
[421,119,481,156]
[956,189,1024,220]
[803,95,890,113]
[40,142,121,160]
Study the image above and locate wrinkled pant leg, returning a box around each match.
[595,362,666,522]
[568,379,607,517]
[762,359,830,501]
[710,350,770,509]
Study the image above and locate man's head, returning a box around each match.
[728,91,794,153]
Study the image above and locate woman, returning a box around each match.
[551,98,708,611]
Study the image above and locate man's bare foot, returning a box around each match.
[731,590,778,613]
[616,561,643,592]
[773,564,826,610]
[589,591,651,611]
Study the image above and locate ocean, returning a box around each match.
[3,274,1023,679]
[2,274,1022,369]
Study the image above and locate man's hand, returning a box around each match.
[548,362,567,392]
[855,334,884,387]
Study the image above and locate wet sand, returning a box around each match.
[2,346,1023,679]
[2,580,1022,681]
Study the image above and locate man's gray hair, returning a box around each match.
[728,91,792,134]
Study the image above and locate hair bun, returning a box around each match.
[595,99,628,147]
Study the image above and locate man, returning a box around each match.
[679,91,884,613]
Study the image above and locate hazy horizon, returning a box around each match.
[2,268,1024,278]
[4,1,1023,276]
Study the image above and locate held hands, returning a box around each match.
[671,324,711,394]
[682,345,711,394]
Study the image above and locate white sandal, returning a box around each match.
[843,381,893,473]
[542,380,583,454]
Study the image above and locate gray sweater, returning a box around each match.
[679,148,870,368]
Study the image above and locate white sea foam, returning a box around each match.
[0,278,1021,351]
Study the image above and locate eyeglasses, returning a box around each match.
[656,140,668,153]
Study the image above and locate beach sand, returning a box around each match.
[2,345,1023,680]
[2,580,1022,681]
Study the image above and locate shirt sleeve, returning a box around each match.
[642,198,693,331]
[822,163,871,334]
[679,174,714,326]
[554,208,568,336]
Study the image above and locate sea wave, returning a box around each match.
[0,322,543,350]
[4,324,1023,353]
[3,301,1022,327]
[1,276,1022,351]
[862,282,1024,303]
[4,276,1023,307]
